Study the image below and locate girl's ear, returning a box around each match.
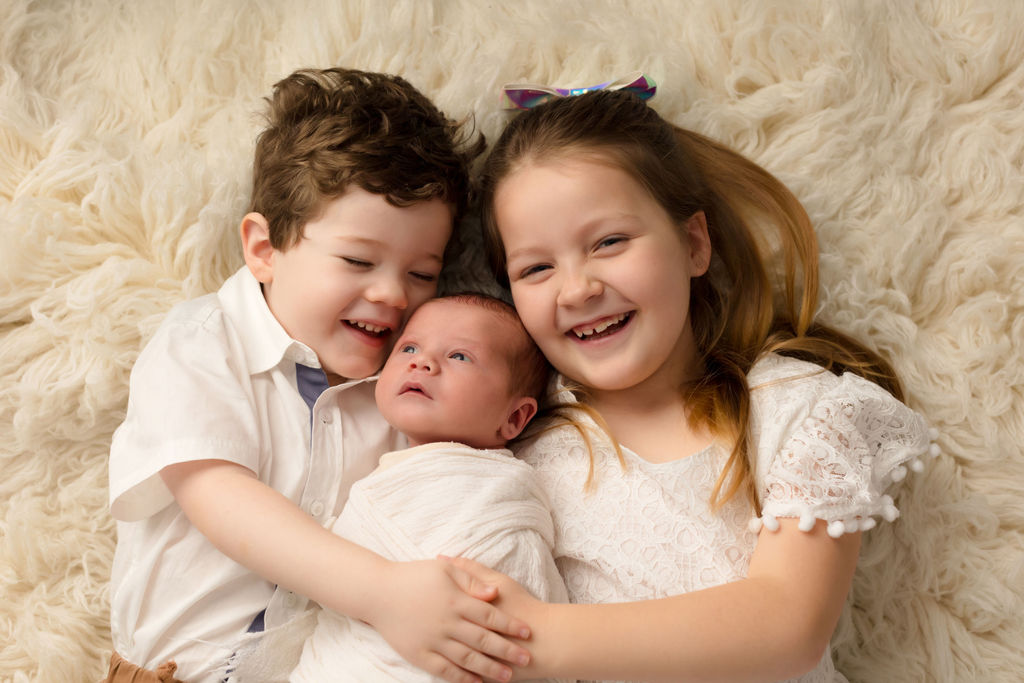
[499,397,539,442]
[240,212,274,283]
[684,211,712,276]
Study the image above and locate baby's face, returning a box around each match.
[375,300,523,449]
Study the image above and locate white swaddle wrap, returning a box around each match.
[234,442,566,682]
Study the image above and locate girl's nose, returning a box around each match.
[556,267,603,308]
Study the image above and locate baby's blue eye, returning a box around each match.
[449,352,468,361]
[400,344,417,354]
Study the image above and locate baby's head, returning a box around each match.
[375,294,549,450]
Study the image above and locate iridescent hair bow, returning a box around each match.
[500,71,656,110]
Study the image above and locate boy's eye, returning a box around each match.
[449,351,468,362]
[410,271,438,283]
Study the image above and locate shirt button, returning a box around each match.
[320,412,333,424]
[285,593,297,607]
[310,501,324,517]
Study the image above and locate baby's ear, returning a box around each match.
[240,212,274,283]
[500,397,539,441]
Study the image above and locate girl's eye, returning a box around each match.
[449,352,468,362]
[343,257,372,268]
[517,264,551,280]
[410,271,438,283]
[597,235,627,249]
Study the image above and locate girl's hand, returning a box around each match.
[441,557,552,681]
[441,556,541,614]
[366,558,533,683]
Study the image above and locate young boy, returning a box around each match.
[283,294,567,682]
[106,69,530,683]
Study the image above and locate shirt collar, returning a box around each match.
[216,266,322,375]
[215,267,378,388]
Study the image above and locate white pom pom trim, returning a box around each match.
[749,423,945,536]
[751,498,900,538]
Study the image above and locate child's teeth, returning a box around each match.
[354,321,386,334]
[574,313,627,338]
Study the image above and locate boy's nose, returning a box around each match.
[368,276,409,309]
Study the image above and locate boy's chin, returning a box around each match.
[322,357,386,384]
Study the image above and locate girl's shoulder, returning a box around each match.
[747,352,838,390]
[748,352,909,413]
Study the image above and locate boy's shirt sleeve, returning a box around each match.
[109,299,261,522]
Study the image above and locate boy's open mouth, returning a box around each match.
[345,320,390,337]
[569,312,633,341]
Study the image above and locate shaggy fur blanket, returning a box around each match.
[2,1,1022,681]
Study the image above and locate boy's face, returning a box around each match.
[261,187,452,382]
[375,300,535,450]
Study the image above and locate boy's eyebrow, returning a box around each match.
[334,236,444,263]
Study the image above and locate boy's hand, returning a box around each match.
[367,558,532,683]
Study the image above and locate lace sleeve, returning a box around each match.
[748,358,939,538]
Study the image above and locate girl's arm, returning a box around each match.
[452,517,860,683]
[162,459,530,683]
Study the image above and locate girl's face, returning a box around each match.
[494,157,710,397]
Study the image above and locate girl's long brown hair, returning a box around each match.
[480,90,902,513]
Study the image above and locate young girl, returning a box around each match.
[450,89,937,682]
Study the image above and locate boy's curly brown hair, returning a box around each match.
[250,67,484,250]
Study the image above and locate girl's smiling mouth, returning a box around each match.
[568,312,633,340]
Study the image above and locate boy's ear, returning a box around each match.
[684,211,712,276]
[240,212,274,283]
[499,397,539,442]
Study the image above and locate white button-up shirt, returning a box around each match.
[108,267,403,682]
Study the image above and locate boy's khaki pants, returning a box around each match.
[102,651,185,683]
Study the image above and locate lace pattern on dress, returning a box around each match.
[748,356,939,537]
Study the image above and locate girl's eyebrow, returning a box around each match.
[505,245,542,262]
[506,214,642,263]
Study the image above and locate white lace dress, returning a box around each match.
[517,354,937,683]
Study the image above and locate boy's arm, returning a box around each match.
[162,459,530,683]
[450,518,859,683]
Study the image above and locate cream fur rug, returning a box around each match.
[2,1,1022,681]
